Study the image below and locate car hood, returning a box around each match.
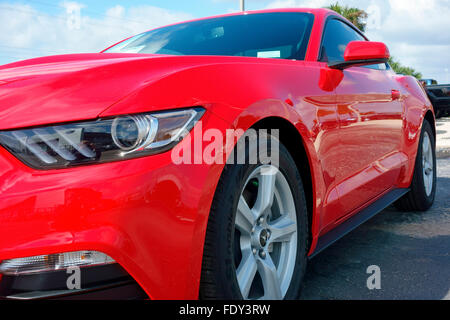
[0,53,217,130]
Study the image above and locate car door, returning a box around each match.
[320,18,405,219]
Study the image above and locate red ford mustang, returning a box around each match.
[0,8,436,300]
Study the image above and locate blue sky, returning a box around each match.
[12,0,239,18]
[0,0,449,82]
[0,0,275,24]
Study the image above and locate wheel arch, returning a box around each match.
[424,110,436,141]
[251,117,315,250]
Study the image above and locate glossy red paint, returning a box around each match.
[0,8,433,299]
[344,41,390,61]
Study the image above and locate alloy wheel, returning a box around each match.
[233,165,298,300]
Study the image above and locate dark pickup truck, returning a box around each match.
[420,79,450,118]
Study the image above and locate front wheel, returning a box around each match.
[395,119,437,211]
[200,136,308,300]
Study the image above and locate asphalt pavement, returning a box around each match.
[437,117,450,158]
[300,118,450,300]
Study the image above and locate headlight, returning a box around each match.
[0,107,204,169]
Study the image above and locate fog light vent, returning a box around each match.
[0,251,115,276]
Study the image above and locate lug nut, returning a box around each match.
[259,250,266,259]
[252,248,257,255]
[258,217,265,225]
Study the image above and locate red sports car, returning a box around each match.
[0,8,436,300]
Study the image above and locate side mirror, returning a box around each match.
[328,41,390,70]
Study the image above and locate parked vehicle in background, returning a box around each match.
[421,79,450,118]
[420,79,438,86]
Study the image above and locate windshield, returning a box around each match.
[105,12,314,60]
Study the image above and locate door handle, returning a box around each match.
[391,89,401,101]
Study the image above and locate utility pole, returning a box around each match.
[240,0,245,12]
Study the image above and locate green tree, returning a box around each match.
[388,57,423,79]
[327,2,423,79]
[326,2,368,32]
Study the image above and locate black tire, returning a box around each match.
[395,120,436,211]
[200,134,308,300]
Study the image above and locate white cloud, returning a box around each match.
[367,0,450,82]
[265,0,450,83]
[0,0,449,83]
[266,0,329,8]
[0,2,192,64]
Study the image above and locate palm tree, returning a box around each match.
[388,57,423,79]
[326,2,368,32]
[326,2,423,79]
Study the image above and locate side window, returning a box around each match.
[320,19,388,70]
[320,19,364,63]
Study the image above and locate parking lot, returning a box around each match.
[300,118,450,300]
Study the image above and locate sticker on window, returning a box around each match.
[257,51,281,58]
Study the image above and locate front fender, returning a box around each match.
[396,75,434,187]
[100,59,338,268]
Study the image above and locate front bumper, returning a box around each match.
[0,111,229,299]
[0,263,148,300]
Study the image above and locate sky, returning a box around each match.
[0,0,449,83]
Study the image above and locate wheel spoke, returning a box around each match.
[253,168,277,216]
[235,196,257,234]
[422,132,434,196]
[236,251,258,299]
[257,254,282,300]
[428,149,434,169]
[423,135,429,155]
[268,216,296,243]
